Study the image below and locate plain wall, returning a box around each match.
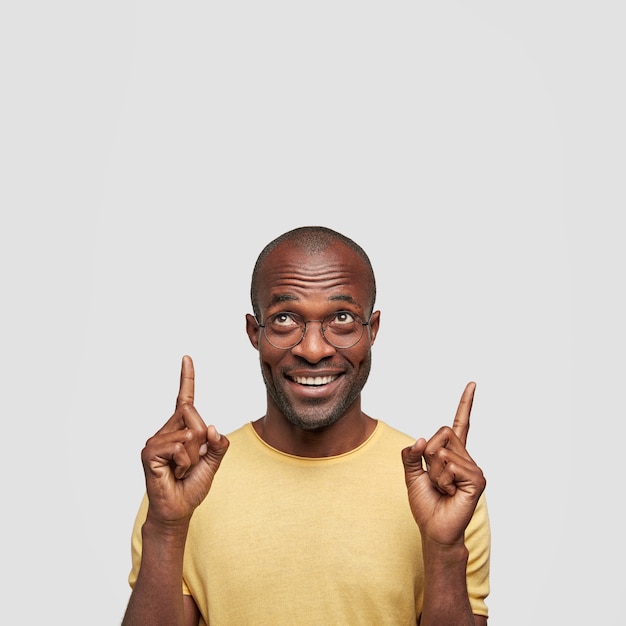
[1,2,623,624]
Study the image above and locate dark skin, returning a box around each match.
[122,240,487,626]
[245,241,381,457]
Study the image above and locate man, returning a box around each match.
[123,226,490,626]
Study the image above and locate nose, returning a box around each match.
[290,320,336,363]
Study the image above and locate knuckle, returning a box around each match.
[425,446,448,464]
[439,425,454,438]
[143,434,157,449]
[176,399,194,412]
[185,424,207,444]
[178,403,200,422]
[172,441,185,455]
[477,470,487,489]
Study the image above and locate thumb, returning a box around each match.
[186,426,230,507]
[402,438,427,481]
[199,425,230,459]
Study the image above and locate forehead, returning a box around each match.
[256,241,371,314]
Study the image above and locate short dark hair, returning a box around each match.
[250,226,377,320]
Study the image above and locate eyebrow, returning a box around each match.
[268,294,299,307]
[329,294,360,307]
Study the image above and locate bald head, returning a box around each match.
[250,226,377,320]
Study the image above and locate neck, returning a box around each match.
[253,408,377,457]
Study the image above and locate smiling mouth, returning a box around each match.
[291,375,337,386]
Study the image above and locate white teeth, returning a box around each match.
[294,375,336,386]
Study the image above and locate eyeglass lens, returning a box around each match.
[263,311,366,349]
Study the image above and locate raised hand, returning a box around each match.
[140,355,229,525]
[401,382,486,546]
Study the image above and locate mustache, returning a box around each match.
[281,360,345,374]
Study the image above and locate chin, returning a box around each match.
[281,399,349,431]
[286,413,341,431]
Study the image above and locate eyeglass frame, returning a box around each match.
[256,310,372,350]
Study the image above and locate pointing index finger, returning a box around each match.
[176,355,195,408]
[452,381,476,446]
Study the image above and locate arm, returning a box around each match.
[122,356,229,626]
[402,382,488,626]
[123,517,195,626]
[420,537,486,626]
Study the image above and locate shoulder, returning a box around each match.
[375,420,416,448]
[224,422,256,444]
[347,421,416,473]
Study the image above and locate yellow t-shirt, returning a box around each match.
[129,421,490,625]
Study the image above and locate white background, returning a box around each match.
[1,2,624,624]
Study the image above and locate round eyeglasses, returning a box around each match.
[258,311,370,350]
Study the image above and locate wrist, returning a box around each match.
[422,536,469,569]
[142,512,191,547]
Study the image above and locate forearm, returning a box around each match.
[420,538,475,626]
[122,516,190,626]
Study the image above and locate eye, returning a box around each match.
[270,312,300,328]
[331,311,357,325]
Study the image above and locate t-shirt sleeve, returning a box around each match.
[465,492,491,617]
[127,493,192,596]
[128,493,148,590]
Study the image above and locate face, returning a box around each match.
[246,240,380,431]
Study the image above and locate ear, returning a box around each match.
[368,310,381,345]
[245,313,261,350]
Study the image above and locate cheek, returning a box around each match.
[259,359,276,389]
[350,349,373,378]
[345,345,371,367]
[258,347,286,374]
